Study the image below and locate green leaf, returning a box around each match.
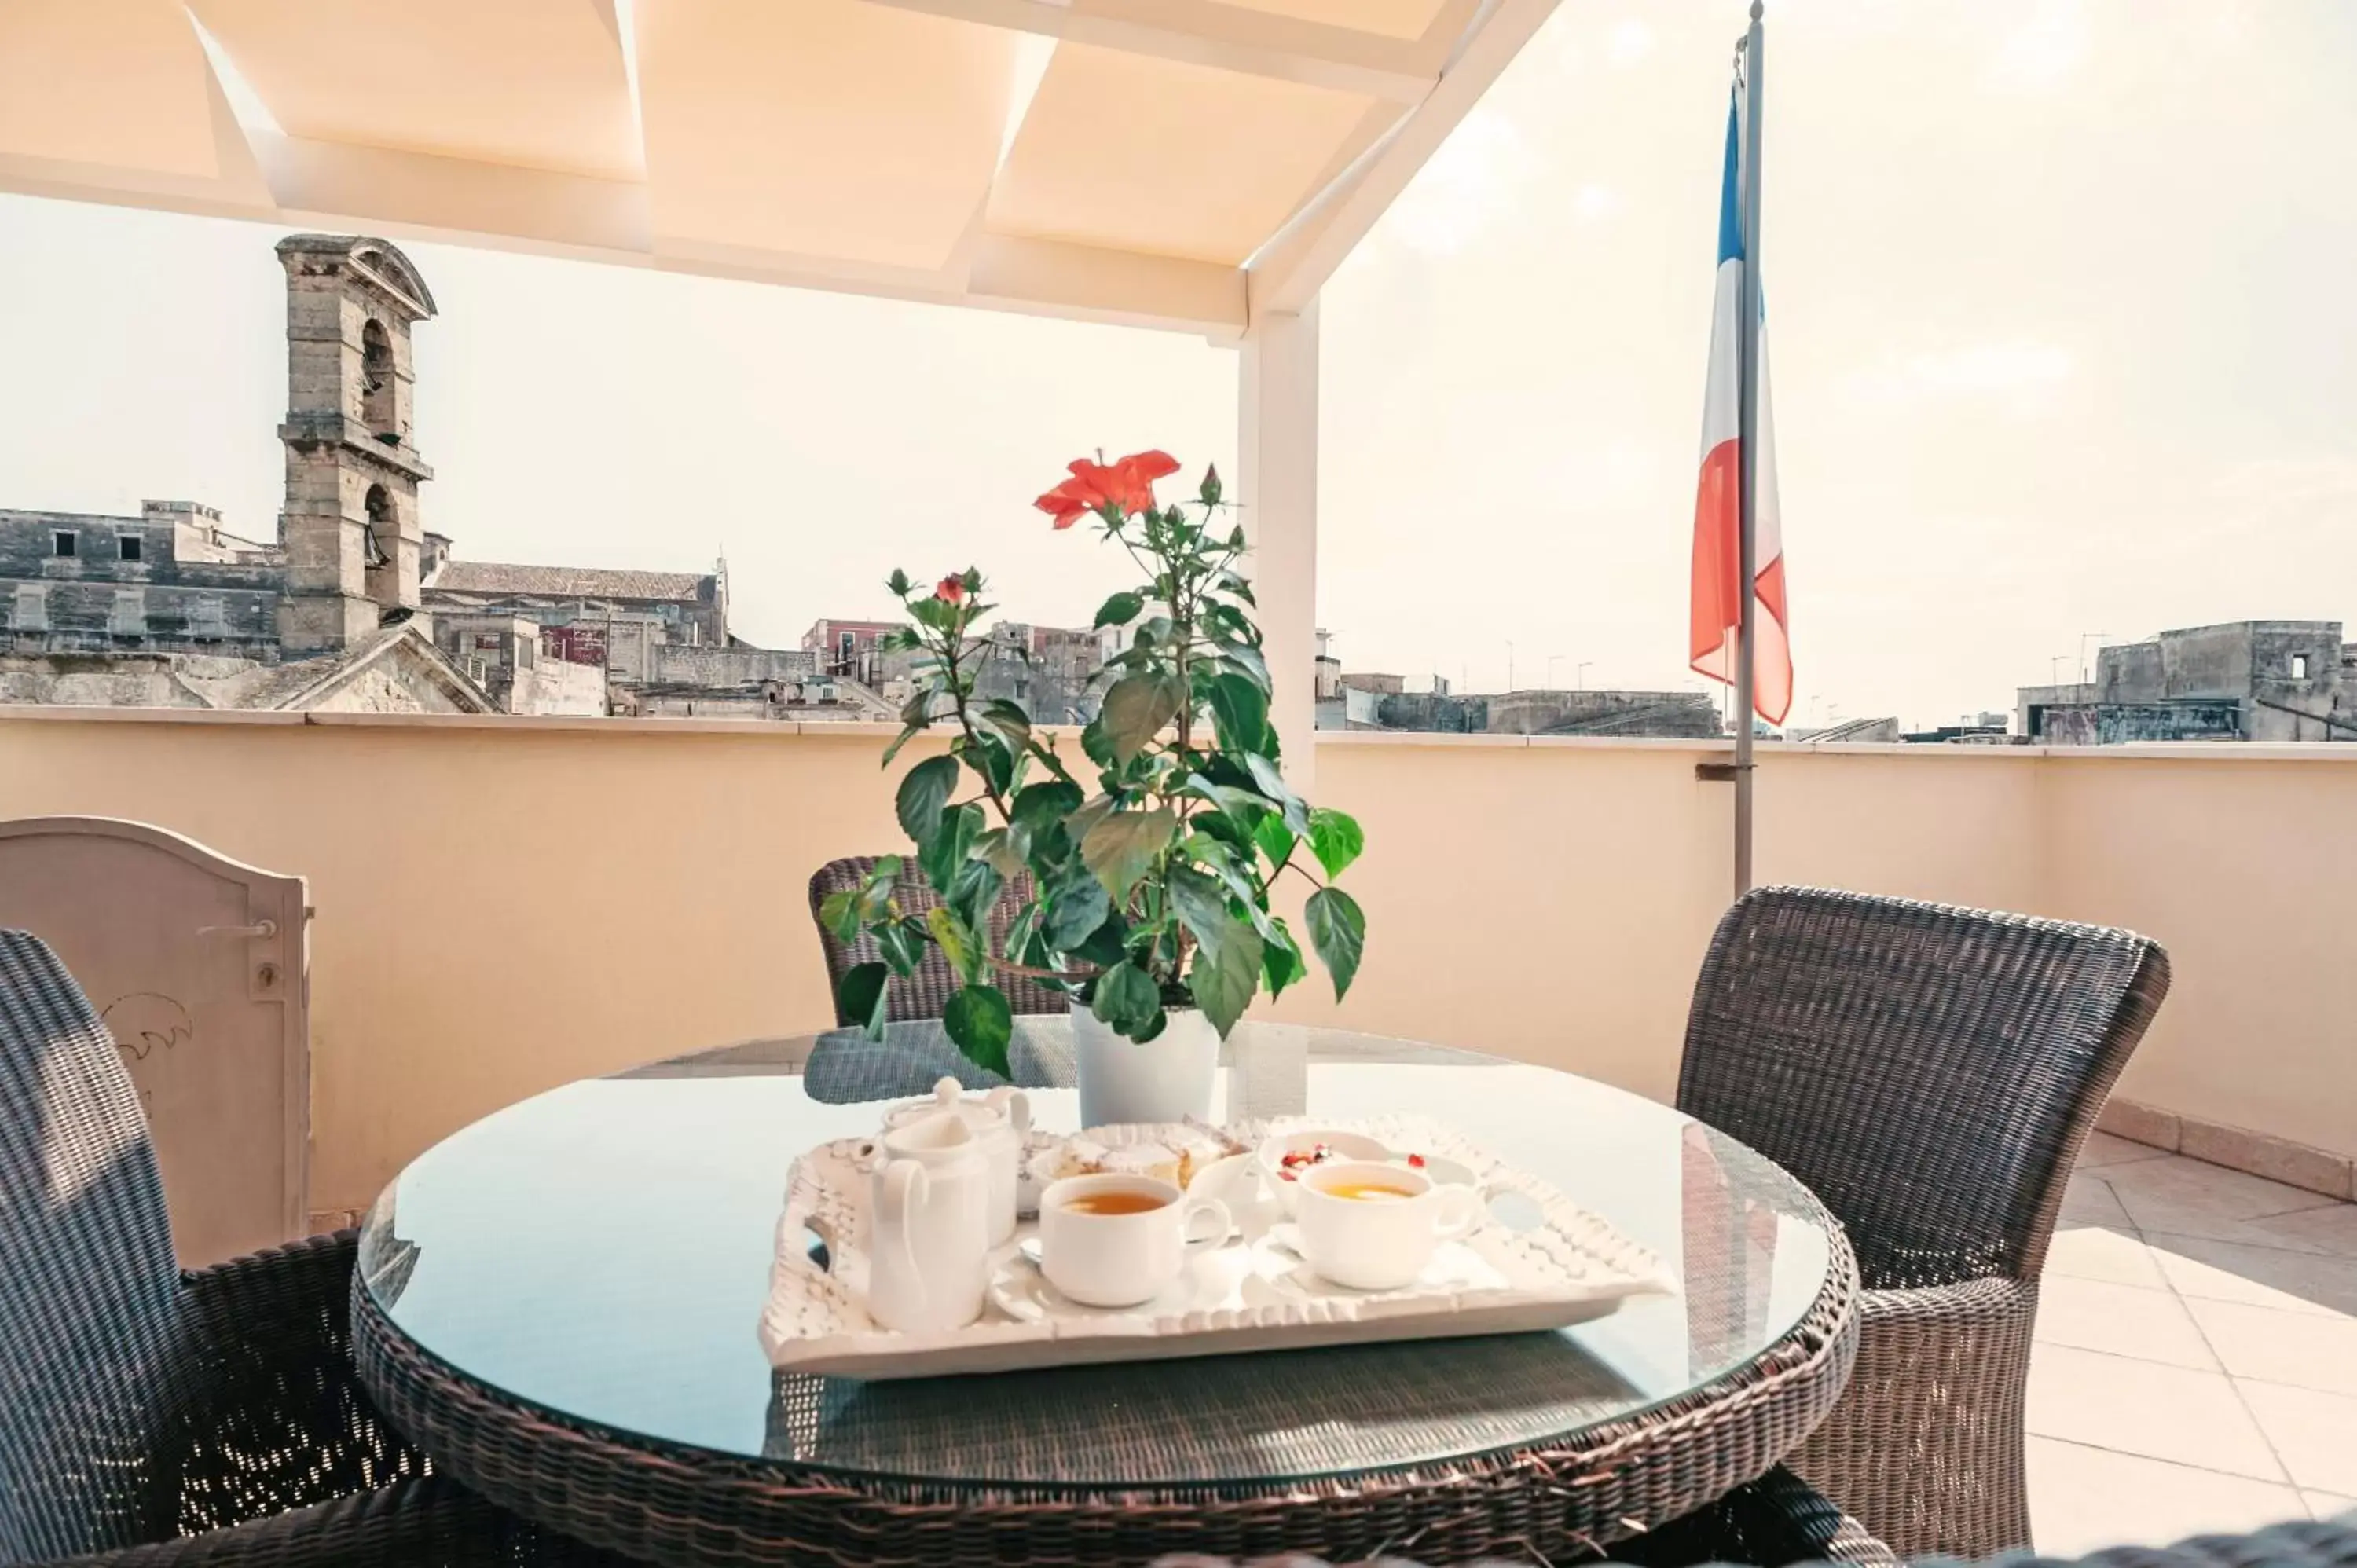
[1098,672,1185,766]
[944,855,1003,948]
[1183,773,1270,826]
[1093,590,1145,629]
[1189,920,1263,1039]
[1262,917,1307,998]
[880,723,926,768]
[977,698,1032,753]
[1216,641,1271,690]
[1215,570,1256,606]
[1164,864,1233,951]
[874,921,923,978]
[1305,886,1366,1002]
[1091,960,1162,1037]
[1081,807,1177,900]
[1040,861,1113,951]
[971,826,1026,878]
[1205,672,1271,757]
[895,755,959,846]
[1307,808,1365,880]
[1252,811,1296,874]
[1245,753,1312,834]
[926,904,983,984]
[818,888,860,943]
[943,985,1013,1077]
[918,800,983,896]
[1071,910,1130,968]
[838,961,889,1038]
[1009,780,1083,863]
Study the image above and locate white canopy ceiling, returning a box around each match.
[0,0,1554,337]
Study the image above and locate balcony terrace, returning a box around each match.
[3,708,2353,1555]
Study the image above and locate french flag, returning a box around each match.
[1689,73,1791,726]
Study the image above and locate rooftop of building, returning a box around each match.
[427,561,710,603]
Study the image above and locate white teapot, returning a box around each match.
[866,1112,990,1335]
[882,1077,1031,1244]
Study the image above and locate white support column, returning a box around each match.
[1236,299,1320,796]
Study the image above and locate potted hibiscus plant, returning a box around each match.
[819,449,1367,1125]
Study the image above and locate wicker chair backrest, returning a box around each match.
[1676,886,2169,1289]
[0,929,185,1563]
[808,856,1070,1023]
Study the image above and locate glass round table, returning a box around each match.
[353,1019,1857,1567]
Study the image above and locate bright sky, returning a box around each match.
[2,0,2353,728]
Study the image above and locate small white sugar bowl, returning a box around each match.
[880,1077,1032,1244]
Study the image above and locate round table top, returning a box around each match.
[357,1017,1847,1500]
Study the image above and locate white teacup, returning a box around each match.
[1294,1160,1484,1291]
[1038,1174,1232,1309]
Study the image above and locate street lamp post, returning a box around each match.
[1576,661,1593,691]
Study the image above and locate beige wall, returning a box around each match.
[2,709,2351,1213]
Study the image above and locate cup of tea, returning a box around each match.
[1038,1174,1232,1309]
[1294,1160,1484,1291]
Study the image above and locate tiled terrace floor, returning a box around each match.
[2032,1134,2357,1552]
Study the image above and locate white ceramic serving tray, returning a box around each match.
[758,1116,1677,1379]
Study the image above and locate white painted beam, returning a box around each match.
[1247,0,1558,319]
[855,0,1440,104]
[1237,300,1321,793]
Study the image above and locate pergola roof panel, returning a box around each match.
[0,0,219,178]
[636,0,1022,272]
[0,0,1556,335]
[185,0,642,181]
[988,43,1396,266]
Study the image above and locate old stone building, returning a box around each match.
[1,500,281,658]
[1,231,835,720]
[2017,621,2357,744]
[1,236,493,715]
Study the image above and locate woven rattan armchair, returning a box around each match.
[0,928,593,1567]
[1675,888,2171,1560]
[1150,1465,1897,1567]
[808,855,1069,1023]
[1151,1513,2357,1568]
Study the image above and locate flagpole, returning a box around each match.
[1732,0,1765,898]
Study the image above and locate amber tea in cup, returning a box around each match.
[1059,1189,1170,1217]
[1322,1178,1418,1202]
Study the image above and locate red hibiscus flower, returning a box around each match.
[935,575,966,604]
[1033,450,1182,529]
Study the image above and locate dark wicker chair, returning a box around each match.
[808,855,1069,1023]
[0,927,593,1567]
[1151,1465,1897,1567]
[1150,1513,2357,1568]
[1675,888,2171,1561]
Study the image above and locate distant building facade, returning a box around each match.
[2,236,493,715]
[1,232,830,722]
[2018,621,2357,744]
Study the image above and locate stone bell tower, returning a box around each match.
[275,234,438,654]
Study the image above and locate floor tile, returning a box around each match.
[2304,1492,2356,1522]
[2025,1343,2282,1480]
[2079,1130,2173,1171]
[2102,1157,2344,1244]
[2039,1275,2217,1368]
[2062,1171,2133,1229]
[2050,1222,2168,1289]
[2026,1437,2307,1555]
[2247,1203,2357,1259]
[2185,1299,2357,1398]
[2147,1234,2357,1319]
[2238,1380,2357,1494]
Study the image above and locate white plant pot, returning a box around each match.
[1073,1006,1219,1128]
